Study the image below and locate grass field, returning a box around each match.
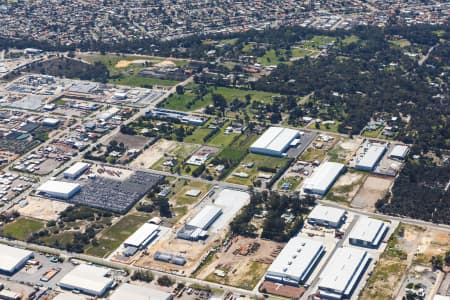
[174,181,211,206]
[2,218,45,240]
[299,147,326,162]
[85,214,150,257]
[308,121,341,133]
[390,39,412,48]
[163,85,281,111]
[184,127,214,144]
[342,35,359,46]
[82,54,185,87]
[109,75,180,88]
[362,127,383,138]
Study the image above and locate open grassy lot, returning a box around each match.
[1,217,45,240]
[341,35,359,46]
[82,54,185,87]
[303,35,336,49]
[173,181,211,206]
[109,75,180,88]
[226,153,288,186]
[390,39,412,48]
[299,147,326,163]
[84,213,150,257]
[360,224,408,300]
[362,127,383,138]
[162,85,281,111]
[308,120,341,133]
[184,126,214,144]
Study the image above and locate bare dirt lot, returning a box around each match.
[130,139,180,169]
[328,137,363,163]
[414,229,450,265]
[352,176,393,210]
[134,229,221,276]
[326,170,367,203]
[17,196,70,221]
[196,236,284,290]
[106,132,150,150]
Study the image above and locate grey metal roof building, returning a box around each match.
[265,237,324,285]
[302,162,344,195]
[177,205,222,241]
[355,144,386,171]
[307,205,346,228]
[349,217,389,248]
[123,223,160,249]
[109,283,173,300]
[187,205,222,230]
[0,244,33,275]
[250,126,300,157]
[389,145,409,160]
[63,162,91,179]
[318,247,371,299]
[58,264,113,297]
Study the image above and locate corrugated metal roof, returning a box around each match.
[123,223,160,248]
[266,237,324,283]
[308,205,345,224]
[302,162,344,194]
[319,247,370,295]
[187,205,222,230]
[0,244,33,273]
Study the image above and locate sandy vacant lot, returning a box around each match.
[130,139,180,169]
[327,171,367,202]
[18,197,70,221]
[115,59,149,68]
[352,176,393,210]
[197,236,283,289]
[415,229,450,264]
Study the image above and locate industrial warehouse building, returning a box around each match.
[177,205,222,241]
[318,247,371,299]
[110,283,173,300]
[307,205,346,228]
[0,244,34,275]
[58,264,113,297]
[37,180,81,200]
[349,217,389,248]
[250,126,300,157]
[389,145,409,160]
[63,162,91,179]
[265,237,325,285]
[123,223,160,249]
[302,162,344,195]
[355,144,387,171]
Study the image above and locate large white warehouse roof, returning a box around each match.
[64,162,91,179]
[110,283,173,300]
[349,217,388,248]
[37,180,81,199]
[0,244,33,274]
[59,264,113,296]
[308,205,346,227]
[356,144,386,171]
[187,205,222,230]
[250,127,300,156]
[318,247,371,298]
[123,223,160,248]
[266,237,324,285]
[302,162,344,195]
